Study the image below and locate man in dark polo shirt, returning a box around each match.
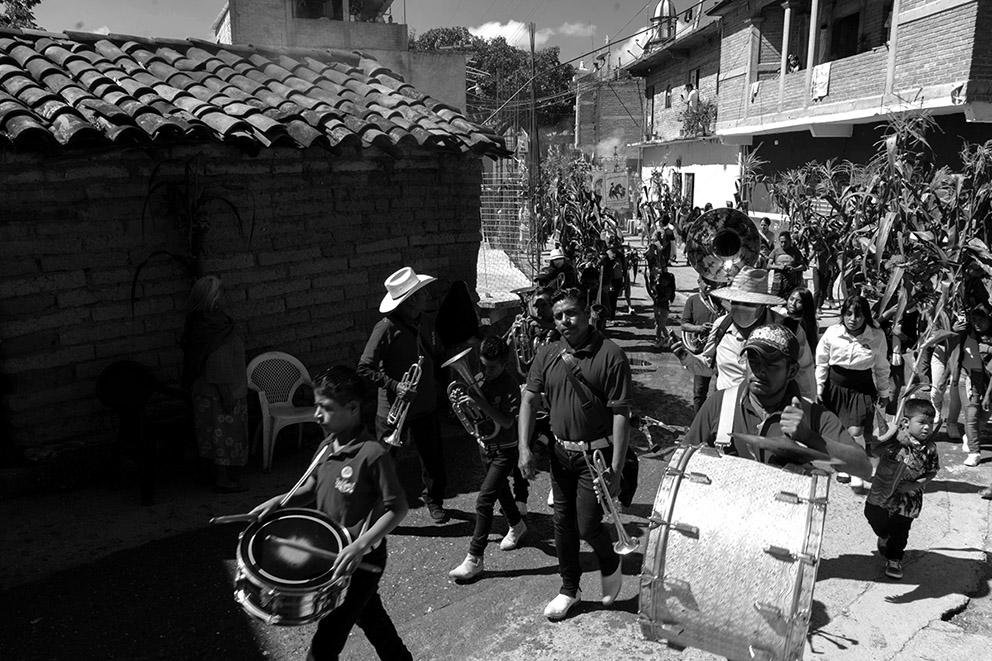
[358,266,448,524]
[518,287,633,621]
[684,323,871,478]
[681,276,723,412]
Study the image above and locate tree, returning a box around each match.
[0,0,42,29]
[413,27,575,128]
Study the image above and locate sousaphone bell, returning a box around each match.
[685,207,761,285]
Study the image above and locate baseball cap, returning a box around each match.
[741,324,800,362]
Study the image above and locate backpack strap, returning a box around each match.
[714,384,740,451]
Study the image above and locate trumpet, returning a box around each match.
[442,347,499,444]
[384,357,423,447]
[582,448,640,555]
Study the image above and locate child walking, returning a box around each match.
[251,366,412,660]
[449,336,528,581]
[864,398,939,580]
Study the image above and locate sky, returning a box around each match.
[33,0,663,66]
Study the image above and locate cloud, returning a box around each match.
[469,20,553,48]
[468,20,598,49]
[557,22,597,38]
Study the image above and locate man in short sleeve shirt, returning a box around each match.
[518,288,633,621]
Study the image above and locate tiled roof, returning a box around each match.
[0,27,508,157]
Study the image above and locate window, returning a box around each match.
[687,68,700,90]
[645,85,655,137]
[295,0,344,20]
[664,85,672,109]
[829,13,861,61]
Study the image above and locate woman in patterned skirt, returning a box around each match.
[181,276,249,492]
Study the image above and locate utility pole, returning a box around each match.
[528,21,541,273]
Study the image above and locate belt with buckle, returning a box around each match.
[555,436,611,452]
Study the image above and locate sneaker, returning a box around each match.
[499,520,528,551]
[428,504,450,524]
[849,476,865,490]
[515,501,528,517]
[448,554,483,581]
[601,563,623,606]
[547,488,555,507]
[543,591,581,621]
[947,422,963,440]
[980,487,992,500]
[885,559,903,580]
[964,452,982,467]
[836,472,851,484]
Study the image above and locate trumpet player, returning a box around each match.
[518,287,633,621]
[449,336,528,582]
[358,267,448,524]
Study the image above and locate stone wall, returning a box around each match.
[0,144,482,457]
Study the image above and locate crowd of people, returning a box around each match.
[210,211,992,658]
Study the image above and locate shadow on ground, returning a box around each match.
[0,525,266,660]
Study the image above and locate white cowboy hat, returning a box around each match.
[710,267,784,306]
[379,267,436,313]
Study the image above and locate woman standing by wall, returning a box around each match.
[181,276,249,492]
[815,294,893,490]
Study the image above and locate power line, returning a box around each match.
[483,23,658,124]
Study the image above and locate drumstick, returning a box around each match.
[265,534,382,574]
[210,513,257,525]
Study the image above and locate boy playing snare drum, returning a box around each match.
[251,366,412,660]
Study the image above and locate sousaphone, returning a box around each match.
[685,207,761,285]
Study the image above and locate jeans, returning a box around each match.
[510,466,529,504]
[692,375,712,413]
[931,355,984,453]
[376,413,446,506]
[308,544,412,661]
[930,352,962,429]
[864,503,914,561]
[469,445,522,556]
[549,442,621,597]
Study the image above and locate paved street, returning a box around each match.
[2,253,991,660]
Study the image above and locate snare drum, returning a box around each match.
[234,508,351,626]
[639,445,829,661]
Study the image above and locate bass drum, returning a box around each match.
[639,445,829,661]
[234,508,351,626]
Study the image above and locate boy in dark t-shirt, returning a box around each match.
[449,336,527,581]
[251,366,411,661]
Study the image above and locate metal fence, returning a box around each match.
[477,160,539,298]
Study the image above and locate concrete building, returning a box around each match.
[709,0,992,214]
[624,1,740,210]
[212,0,467,110]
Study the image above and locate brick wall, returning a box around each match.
[895,1,976,90]
[644,36,722,142]
[0,144,483,457]
[575,76,645,163]
[971,0,992,82]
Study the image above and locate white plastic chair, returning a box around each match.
[246,351,320,471]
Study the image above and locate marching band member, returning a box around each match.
[674,267,817,400]
[449,336,528,582]
[358,267,449,524]
[680,276,723,411]
[535,247,579,290]
[684,324,871,479]
[518,287,633,621]
[250,366,412,661]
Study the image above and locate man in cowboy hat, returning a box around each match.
[684,323,871,478]
[536,247,579,291]
[358,266,449,523]
[674,267,816,399]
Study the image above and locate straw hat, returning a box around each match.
[379,267,436,313]
[710,267,784,306]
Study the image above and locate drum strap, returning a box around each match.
[715,384,740,450]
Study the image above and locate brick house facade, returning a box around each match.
[710,0,992,214]
[0,30,504,462]
[573,70,645,170]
